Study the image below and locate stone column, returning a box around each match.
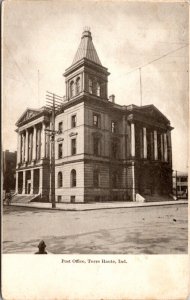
[22,171,26,194]
[41,122,46,159]
[20,133,23,163]
[143,127,147,159]
[164,133,168,162]
[25,129,29,162]
[15,172,19,194]
[32,126,37,161]
[123,166,127,201]
[132,162,136,201]
[154,130,158,160]
[167,131,172,165]
[161,134,164,161]
[17,132,21,165]
[131,123,135,157]
[82,72,85,92]
[39,168,43,195]
[30,169,34,194]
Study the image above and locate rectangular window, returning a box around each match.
[89,79,93,94]
[93,114,100,128]
[58,143,63,159]
[71,115,76,128]
[71,196,75,203]
[181,177,187,182]
[93,137,100,156]
[93,170,99,187]
[71,138,76,155]
[111,121,117,133]
[57,196,62,203]
[111,141,118,159]
[58,122,63,133]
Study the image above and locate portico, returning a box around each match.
[15,108,51,200]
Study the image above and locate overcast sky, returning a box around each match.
[3,0,189,172]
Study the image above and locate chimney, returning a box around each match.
[109,94,115,103]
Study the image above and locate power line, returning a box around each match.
[123,44,189,77]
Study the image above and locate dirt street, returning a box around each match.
[3,204,188,254]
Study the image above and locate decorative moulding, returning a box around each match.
[69,132,78,137]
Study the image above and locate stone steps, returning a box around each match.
[11,194,39,203]
[145,195,173,202]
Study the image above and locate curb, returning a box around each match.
[6,200,188,212]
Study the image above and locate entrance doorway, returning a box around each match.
[27,181,31,194]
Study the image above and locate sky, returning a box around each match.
[2,0,189,172]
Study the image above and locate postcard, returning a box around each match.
[2,0,189,299]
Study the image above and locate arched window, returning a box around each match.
[70,81,74,98]
[76,77,80,95]
[58,172,63,188]
[89,78,93,94]
[71,169,76,187]
[96,82,101,96]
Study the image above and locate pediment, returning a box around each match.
[139,105,169,124]
[16,108,41,126]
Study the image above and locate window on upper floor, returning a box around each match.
[70,81,74,98]
[71,115,76,128]
[71,169,76,187]
[71,138,76,155]
[93,169,100,187]
[111,121,117,133]
[58,143,63,159]
[89,78,93,94]
[111,140,118,159]
[58,122,63,133]
[76,77,81,95]
[58,172,63,188]
[93,137,100,156]
[93,114,100,128]
[181,177,187,182]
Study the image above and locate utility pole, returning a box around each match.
[45,91,63,208]
[139,67,142,106]
[175,170,177,199]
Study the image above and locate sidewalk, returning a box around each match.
[8,199,188,211]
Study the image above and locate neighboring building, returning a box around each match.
[173,171,188,199]
[3,150,17,192]
[14,29,173,203]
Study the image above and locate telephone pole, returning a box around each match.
[139,67,142,106]
[45,91,63,208]
[175,170,177,199]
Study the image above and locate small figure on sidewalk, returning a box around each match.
[6,191,11,206]
[35,240,48,254]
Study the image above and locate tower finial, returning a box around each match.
[83,26,91,32]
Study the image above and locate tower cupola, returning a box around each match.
[64,28,110,101]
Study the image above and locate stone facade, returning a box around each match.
[15,29,173,203]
